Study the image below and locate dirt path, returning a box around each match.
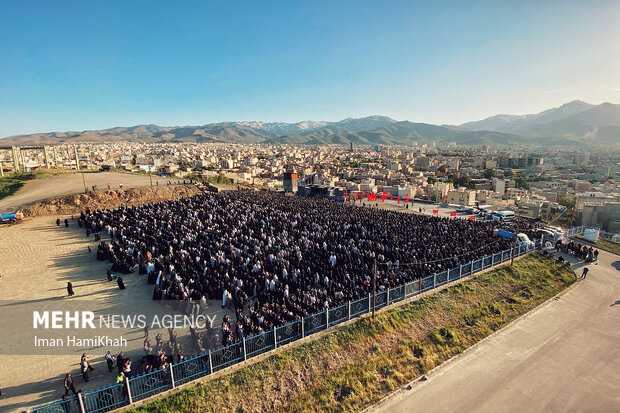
[0,217,230,413]
[0,172,171,212]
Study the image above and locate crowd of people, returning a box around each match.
[555,238,599,263]
[80,190,540,346]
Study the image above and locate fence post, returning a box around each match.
[326,309,329,328]
[347,301,351,320]
[208,349,213,373]
[459,264,462,278]
[170,363,176,388]
[242,337,247,361]
[273,329,278,349]
[387,289,391,306]
[433,273,436,289]
[301,318,305,338]
[125,376,133,405]
[78,391,86,413]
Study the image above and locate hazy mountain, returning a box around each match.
[256,120,329,137]
[3,102,615,147]
[458,101,620,145]
[459,100,595,133]
[332,115,398,132]
[268,121,573,146]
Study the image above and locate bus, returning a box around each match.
[491,210,515,222]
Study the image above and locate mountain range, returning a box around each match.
[1,101,618,147]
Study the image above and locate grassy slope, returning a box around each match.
[593,238,620,255]
[0,170,73,202]
[132,253,574,413]
[575,234,620,255]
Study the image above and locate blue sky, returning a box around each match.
[0,0,618,137]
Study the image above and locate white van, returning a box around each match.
[492,210,515,222]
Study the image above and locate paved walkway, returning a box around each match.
[376,249,620,413]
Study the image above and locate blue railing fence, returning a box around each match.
[31,227,583,413]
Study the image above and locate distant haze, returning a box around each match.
[2,101,619,147]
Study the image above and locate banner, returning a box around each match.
[433,209,438,214]
[450,212,457,216]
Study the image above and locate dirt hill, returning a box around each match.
[24,184,201,216]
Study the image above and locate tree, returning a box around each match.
[558,197,575,208]
[427,176,437,185]
[207,174,232,185]
[515,176,530,190]
[185,173,200,182]
[484,168,497,179]
[453,175,471,188]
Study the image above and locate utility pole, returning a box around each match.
[372,258,377,318]
[74,145,80,171]
[510,223,518,266]
[82,171,87,193]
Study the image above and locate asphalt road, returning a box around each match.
[376,249,620,413]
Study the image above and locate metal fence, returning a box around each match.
[31,227,583,413]
[82,383,127,413]
[31,394,82,413]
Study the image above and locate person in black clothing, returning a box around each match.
[117,276,126,290]
[81,191,541,346]
[581,267,589,279]
[117,352,124,374]
[61,394,71,413]
[63,373,77,396]
[66,282,74,297]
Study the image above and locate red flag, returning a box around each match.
[469,217,476,221]
[433,209,439,214]
[345,188,348,195]
[390,194,393,200]
[405,194,409,203]
[382,197,385,202]
[397,196,401,204]
[450,212,457,217]
[356,192,359,199]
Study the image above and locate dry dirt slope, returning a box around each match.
[23,185,201,216]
